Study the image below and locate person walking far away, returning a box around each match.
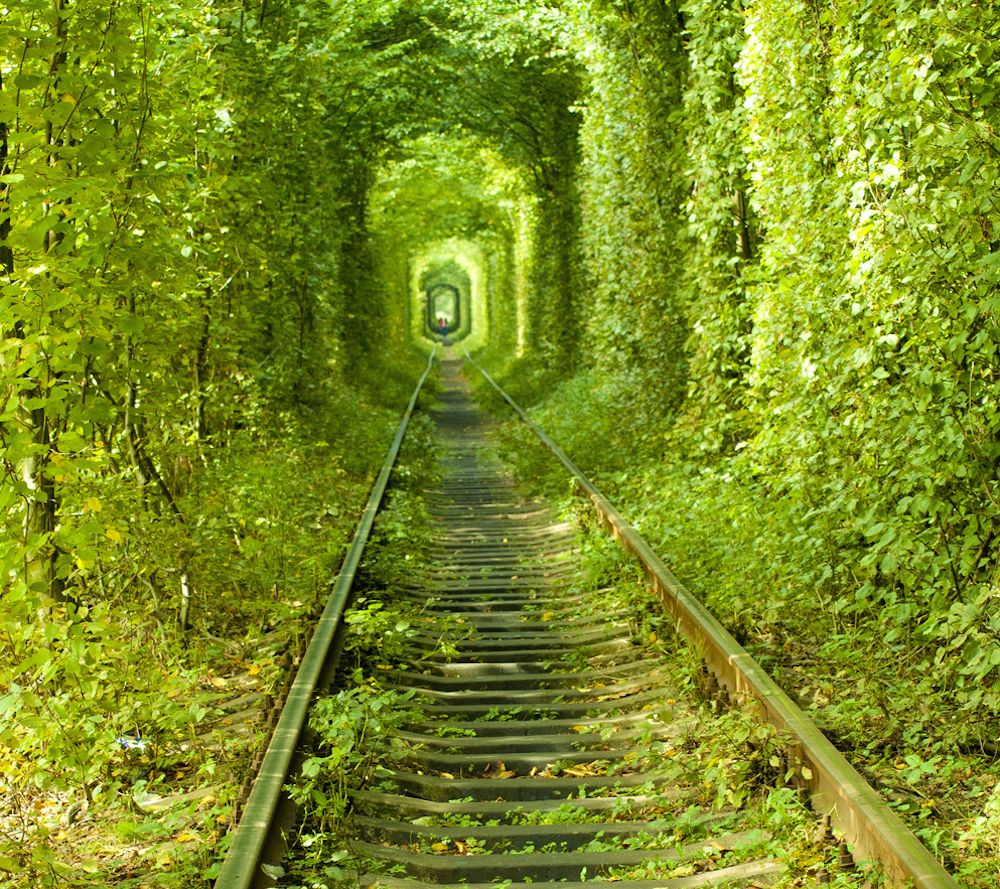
[437,315,450,345]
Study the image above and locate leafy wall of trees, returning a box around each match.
[499,0,1000,723]
[0,2,431,882]
[735,0,1000,708]
[482,3,1000,875]
[569,0,690,413]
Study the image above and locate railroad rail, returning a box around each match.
[213,348,438,889]
[213,351,959,889]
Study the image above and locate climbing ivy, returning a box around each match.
[739,0,1000,703]
[568,0,690,415]
[678,0,757,450]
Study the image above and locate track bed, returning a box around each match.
[334,363,799,886]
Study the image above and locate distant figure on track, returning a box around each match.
[437,315,450,345]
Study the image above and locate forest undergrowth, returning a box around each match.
[474,355,1000,889]
[0,359,425,889]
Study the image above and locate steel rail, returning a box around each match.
[464,348,959,889]
[214,348,438,889]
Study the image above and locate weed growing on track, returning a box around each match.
[284,678,420,883]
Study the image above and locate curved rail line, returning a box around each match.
[213,347,958,889]
[464,348,958,889]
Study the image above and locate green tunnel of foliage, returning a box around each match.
[2,0,1000,884]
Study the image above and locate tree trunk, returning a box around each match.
[195,292,211,440]
[20,0,70,601]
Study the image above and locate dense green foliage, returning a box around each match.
[3,0,1000,884]
[0,2,423,884]
[477,0,1000,884]
[740,0,1000,702]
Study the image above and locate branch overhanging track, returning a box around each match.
[340,360,791,887]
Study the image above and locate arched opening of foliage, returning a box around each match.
[368,130,540,355]
[421,260,470,343]
[425,284,462,337]
[407,241,488,351]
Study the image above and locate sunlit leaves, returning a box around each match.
[0,2,423,882]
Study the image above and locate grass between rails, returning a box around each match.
[470,354,999,887]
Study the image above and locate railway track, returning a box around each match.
[214,355,960,889]
[346,363,787,887]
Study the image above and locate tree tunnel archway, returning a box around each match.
[407,240,490,352]
[426,284,461,336]
[368,128,536,358]
[421,260,471,344]
[354,3,583,364]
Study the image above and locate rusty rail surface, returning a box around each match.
[465,348,959,889]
